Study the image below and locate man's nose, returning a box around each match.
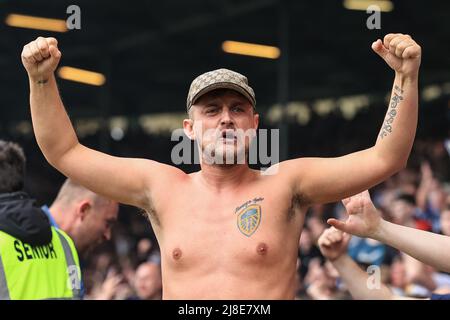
[220,107,234,126]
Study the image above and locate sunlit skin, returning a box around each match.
[23,33,421,298]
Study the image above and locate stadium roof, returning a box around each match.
[1,0,450,123]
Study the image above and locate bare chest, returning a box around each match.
[155,187,305,272]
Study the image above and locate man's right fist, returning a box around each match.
[21,37,61,81]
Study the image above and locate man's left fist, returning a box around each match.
[372,33,421,79]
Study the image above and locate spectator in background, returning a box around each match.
[416,162,447,233]
[132,262,162,300]
[328,190,450,273]
[89,260,162,300]
[390,193,421,227]
[41,179,119,299]
[303,258,350,300]
[298,228,323,281]
[0,140,81,299]
[318,226,450,299]
[136,237,161,265]
[42,178,119,257]
[387,257,409,297]
[90,268,124,300]
[327,190,450,298]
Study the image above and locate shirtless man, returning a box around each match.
[21,33,421,299]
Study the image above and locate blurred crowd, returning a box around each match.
[81,212,163,300]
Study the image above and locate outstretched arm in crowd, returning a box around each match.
[328,191,450,273]
[318,227,419,300]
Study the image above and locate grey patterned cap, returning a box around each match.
[186,68,256,111]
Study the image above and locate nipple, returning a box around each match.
[256,243,268,256]
[172,248,182,260]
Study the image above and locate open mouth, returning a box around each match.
[220,130,237,144]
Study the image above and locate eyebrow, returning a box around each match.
[202,98,248,106]
[230,99,248,105]
[203,98,221,105]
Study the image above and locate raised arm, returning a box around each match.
[318,227,416,300]
[281,33,421,205]
[328,191,450,273]
[21,37,180,209]
[375,220,450,274]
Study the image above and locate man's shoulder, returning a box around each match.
[144,160,188,181]
[260,158,312,178]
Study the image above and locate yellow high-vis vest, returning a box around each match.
[0,227,81,300]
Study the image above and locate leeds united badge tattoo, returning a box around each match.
[235,197,264,237]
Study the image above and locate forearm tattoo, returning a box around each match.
[36,79,48,84]
[379,85,404,139]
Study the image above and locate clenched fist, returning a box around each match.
[21,37,62,82]
[318,227,351,261]
[372,33,421,78]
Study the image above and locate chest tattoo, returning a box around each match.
[235,197,264,237]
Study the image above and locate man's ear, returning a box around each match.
[254,112,260,130]
[76,200,92,221]
[183,118,195,140]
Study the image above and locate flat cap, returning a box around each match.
[186,68,256,111]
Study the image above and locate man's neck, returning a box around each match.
[197,163,255,192]
[48,204,85,256]
[48,204,71,233]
